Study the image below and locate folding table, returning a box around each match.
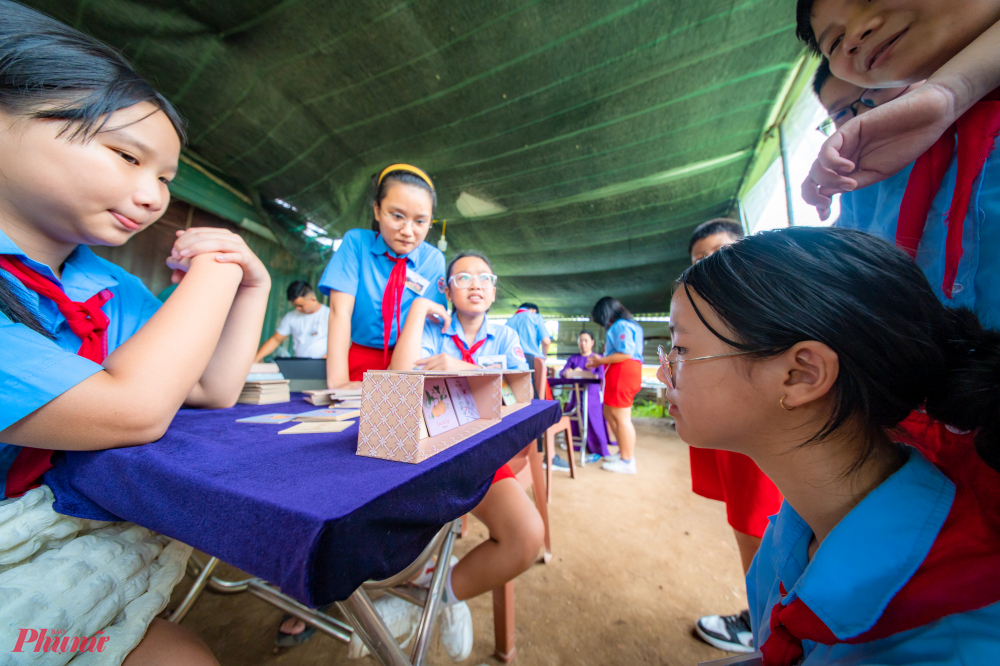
[43,395,561,665]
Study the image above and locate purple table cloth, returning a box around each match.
[43,396,561,607]
[549,372,610,457]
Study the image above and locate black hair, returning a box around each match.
[518,302,539,312]
[286,280,314,301]
[591,296,632,329]
[688,218,744,256]
[368,166,437,232]
[678,226,1000,472]
[446,250,493,281]
[796,0,821,53]
[578,330,594,341]
[0,0,186,143]
[445,250,494,313]
[0,0,186,337]
[813,58,832,99]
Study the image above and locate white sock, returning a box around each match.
[441,567,459,606]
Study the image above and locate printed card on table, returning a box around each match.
[501,378,518,406]
[279,421,355,435]
[236,413,297,424]
[295,407,361,422]
[422,378,460,437]
[445,377,480,425]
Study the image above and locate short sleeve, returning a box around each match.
[536,316,550,342]
[319,230,363,297]
[424,249,447,308]
[501,329,529,370]
[420,320,442,360]
[276,311,294,336]
[0,317,103,432]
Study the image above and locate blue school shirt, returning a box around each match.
[421,317,529,371]
[747,448,1000,664]
[836,150,1000,329]
[605,319,644,362]
[318,229,447,348]
[504,311,548,358]
[0,230,161,498]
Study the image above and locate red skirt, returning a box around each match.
[348,343,393,382]
[689,447,783,538]
[492,463,515,485]
[604,359,642,408]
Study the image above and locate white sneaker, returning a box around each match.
[346,594,422,659]
[602,458,636,474]
[439,601,473,662]
[603,453,621,462]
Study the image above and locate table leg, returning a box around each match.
[168,555,219,623]
[580,384,589,466]
[338,589,411,666]
[408,520,459,665]
[492,580,516,663]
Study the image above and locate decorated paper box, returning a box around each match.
[357,369,532,464]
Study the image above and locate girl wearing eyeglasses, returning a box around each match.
[318,164,447,390]
[587,296,645,474]
[367,251,541,663]
[666,227,1000,664]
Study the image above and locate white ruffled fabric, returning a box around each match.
[0,486,192,665]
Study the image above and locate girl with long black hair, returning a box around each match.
[664,226,1000,664]
[588,296,644,474]
[0,2,270,663]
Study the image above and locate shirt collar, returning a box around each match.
[443,316,495,346]
[0,228,118,299]
[772,448,954,640]
[370,232,417,266]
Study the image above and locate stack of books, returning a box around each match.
[238,362,291,405]
[302,388,362,407]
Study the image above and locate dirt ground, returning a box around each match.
[172,419,746,665]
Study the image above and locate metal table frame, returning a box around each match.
[168,519,462,666]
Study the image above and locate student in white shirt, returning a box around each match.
[254,281,329,361]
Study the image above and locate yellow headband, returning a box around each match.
[377,163,434,190]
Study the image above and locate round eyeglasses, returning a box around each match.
[657,344,759,390]
[448,272,498,289]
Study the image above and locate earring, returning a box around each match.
[780,395,795,411]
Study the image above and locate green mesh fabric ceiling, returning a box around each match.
[26,0,805,314]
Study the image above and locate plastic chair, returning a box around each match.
[534,357,575,502]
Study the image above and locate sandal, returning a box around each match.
[274,603,333,647]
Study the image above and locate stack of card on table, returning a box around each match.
[238,362,290,405]
[420,377,481,438]
[302,388,363,406]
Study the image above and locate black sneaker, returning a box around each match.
[694,609,755,653]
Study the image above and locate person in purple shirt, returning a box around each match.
[550,331,611,471]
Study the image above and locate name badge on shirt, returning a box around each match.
[404,269,429,296]
[478,354,507,370]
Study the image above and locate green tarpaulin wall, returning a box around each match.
[24,0,809,315]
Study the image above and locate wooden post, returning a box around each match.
[492,581,516,663]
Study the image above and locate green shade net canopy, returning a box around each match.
[25,0,804,314]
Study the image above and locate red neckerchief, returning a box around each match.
[760,412,1000,665]
[0,255,113,497]
[450,335,487,364]
[896,90,1000,298]
[380,252,409,366]
[514,308,529,315]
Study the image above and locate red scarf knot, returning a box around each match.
[450,335,487,364]
[0,254,113,497]
[380,252,410,366]
[896,97,1000,298]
